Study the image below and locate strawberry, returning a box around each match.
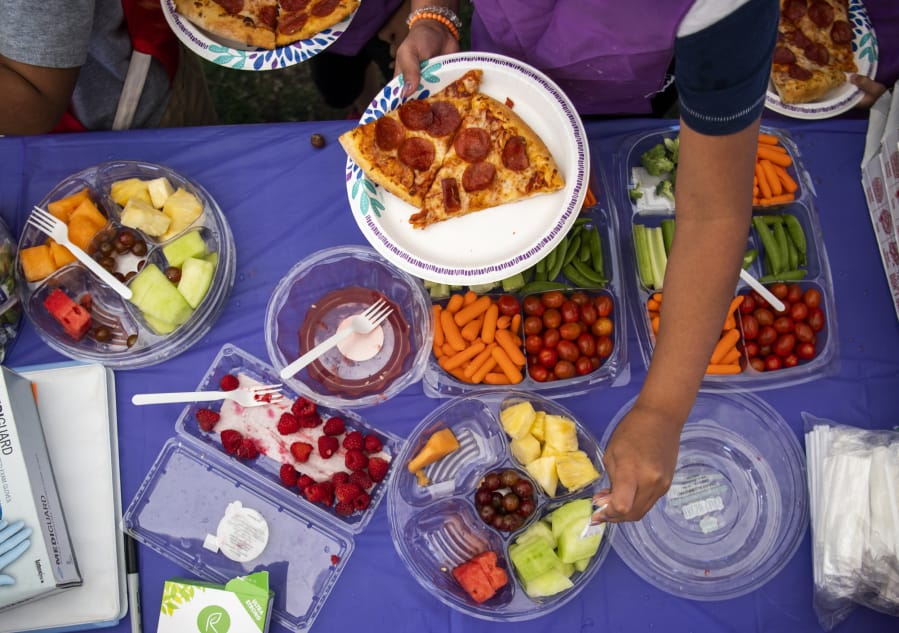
[368,456,389,482]
[349,470,373,491]
[296,474,315,492]
[335,482,361,504]
[277,412,300,435]
[220,429,243,454]
[236,439,258,459]
[279,463,299,487]
[323,417,346,436]
[318,436,339,459]
[291,397,317,419]
[220,374,240,391]
[342,431,364,451]
[353,491,372,512]
[331,471,350,486]
[334,501,355,516]
[196,408,220,432]
[290,441,313,462]
[345,449,368,471]
[363,434,383,454]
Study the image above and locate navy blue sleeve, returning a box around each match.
[675,0,779,135]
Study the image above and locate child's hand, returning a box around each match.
[850,74,888,109]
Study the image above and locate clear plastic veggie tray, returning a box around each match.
[612,125,839,390]
[123,344,403,632]
[387,390,613,621]
[421,178,630,400]
[15,161,236,369]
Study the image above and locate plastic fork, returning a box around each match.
[28,206,132,300]
[280,298,394,380]
[131,384,284,407]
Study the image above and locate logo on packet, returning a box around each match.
[197,605,231,633]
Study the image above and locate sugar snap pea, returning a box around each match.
[785,230,799,270]
[520,280,571,295]
[547,236,569,281]
[564,233,582,267]
[742,248,758,269]
[783,213,806,255]
[562,263,602,288]
[588,227,605,280]
[759,269,807,283]
[772,221,789,274]
[752,216,783,276]
[569,256,606,285]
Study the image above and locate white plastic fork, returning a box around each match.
[131,384,284,407]
[28,206,133,300]
[280,298,394,380]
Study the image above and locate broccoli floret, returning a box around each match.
[655,178,675,202]
[663,136,680,165]
[629,182,643,201]
[641,143,675,176]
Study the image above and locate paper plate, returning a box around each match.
[765,0,879,119]
[344,52,589,286]
[602,391,808,601]
[161,0,358,70]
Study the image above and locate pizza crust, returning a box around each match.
[771,65,846,104]
[276,0,360,47]
[174,0,277,49]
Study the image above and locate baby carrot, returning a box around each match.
[755,162,773,200]
[773,164,798,193]
[443,340,486,371]
[582,185,597,208]
[441,310,466,352]
[651,315,660,335]
[760,160,782,197]
[720,347,742,365]
[495,329,527,367]
[433,341,444,358]
[757,146,792,167]
[757,133,780,145]
[445,293,464,314]
[647,297,661,312]
[491,346,524,384]
[759,193,796,206]
[432,304,445,348]
[454,295,492,326]
[471,356,498,384]
[496,315,512,330]
[464,343,496,379]
[461,318,483,342]
[442,342,456,357]
[705,363,743,375]
[709,328,740,364]
[510,313,521,334]
[758,142,787,153]
[463,290,478,306]
[481,303,499,344]
[484,372,512,385]
[651,292,663,304]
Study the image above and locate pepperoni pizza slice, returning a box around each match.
[276,0,360,47]
[408,93,565,229]
[339,70,483,208]
[174,0,279,49]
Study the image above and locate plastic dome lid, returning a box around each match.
[601,390,808,601]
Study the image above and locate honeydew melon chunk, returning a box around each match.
[129,263,193,327]
[500,401,537,439]
[523,569,574,597]
[177,257,215,309]
[508,537,562,583]
[204,251,219,266]
[162,231,208,267]
[142,313,178,335]
[121,197,171,236]
[146,176,175,209]
[573,556,593,573]
[514,520,555,549]
[557,523,602,564]
[549,498,593,540]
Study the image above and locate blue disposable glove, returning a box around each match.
[0,519,32,587]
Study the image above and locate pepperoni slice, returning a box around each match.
[453,127,491,163]
[398,100,433,131]
[258,5,277,28]
[808,1,834,28]
[831,20,853,44]
[773,45,797,65]
[502,136,530,171]
[427,101,461,138]
[214,0,244,14]
[462,162,496,192]
[280,0,310,10]
[375,117,404,151]
[279,12,308,35]
[441,178,461,212]
[804,41,830,66]
[788,64,813,81]
[790,29,811,49]
[398,137,435,171]
[783,0,807,23]
[311,0,341,17]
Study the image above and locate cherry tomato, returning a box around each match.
[576,333,596,357]
[579,303,598,326]
[497,295,520,317]
[773,316,794,334]
[553,360,576,380]
[771,283,788,300]
[797,341,816,360]
[560,300,580,323]
[592,317,614,337]
[758,344,772,357]
[596,336,614,358]
[744,341,760,358]
[786,283,803,304]
[774,333,796,357]
[523,315,543,336]
[556,340,580,362]
[754,308,775,327]
[589,356,602,370]
[594,295,614,318]
[765,355,783,371]
[740,294,756,314]
[789,302,808,323]
[749,357,766,372]
[752,291,769,309]
[570,291,591,306]
[542,290,564,309]
[528,364,550,382]
[522,296,545,317]
[783,353,799,368]
[803,288,821,309]
[543,328,560,348]
[575,356,594,375]
[794,322,814,343]
[525,335,543,355]
[741,314,759,340]
[542,308,562,330]
[538,347,558,369]
[758,325,777,346]
[807,307,825,332]
[560,322,582,341]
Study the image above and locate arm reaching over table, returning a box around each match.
[0,55,79,135]
[395,1,462,97]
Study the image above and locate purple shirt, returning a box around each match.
[327,0,405,56]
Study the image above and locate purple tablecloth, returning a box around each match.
[1,116,896,633]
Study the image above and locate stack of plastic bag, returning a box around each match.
[803,412,899,630]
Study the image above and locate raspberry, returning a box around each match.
[296,474,315,492]
[345,449,368,471]
[334,501,355,516]
[236,439,258,459]
[323,417,346,436]
[331,471,350,486]
[196,408,220,432]
[335,482,361,504]
[304,483,329,504]
[363,434,383,454]
[279,463,299,487]
[299,412,323,428]
[290,441,313,462]
[277,412,300,435]
[349,470,372,491]
[353,491,371,512]
[368,456,389,482]
[291,397,317,419]
[318,481,334,506]
[342,431,364,451]
[318,436,339,459]
[330,554,341,565]
[220,430,243,454]
[220,374,240,391]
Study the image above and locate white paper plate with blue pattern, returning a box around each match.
[765,0,879,119]
[344,52,589,286]
[161,0,357,70]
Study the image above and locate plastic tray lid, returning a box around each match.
[601,390,809,601]
[123,439,353,632]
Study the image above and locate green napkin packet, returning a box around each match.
[157,571,273,633]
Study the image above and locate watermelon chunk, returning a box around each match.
[43,288,91,340]
[452,550,509,604]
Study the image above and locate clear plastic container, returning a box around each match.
[421,181,631,399]
[387,390,613,621]
[602,390,809,601]
[265,245,432,409]
[0,218,23,363]
[123,344,403,631]
[16,161,236,369]
[612,125,839,390]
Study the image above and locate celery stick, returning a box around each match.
[633,224,655,289]
[647,227,668,290]
[660,218,676,255]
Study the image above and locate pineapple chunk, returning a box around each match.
[510,433,541,466]
[161,188,203,240]
[526,455,559,497]
[146,177,175,209]
[121,198,172,236]
[556,451,600,491]
[543,415,579,453]
[110,178,151,206]
[500,401,537,439]
[540,443,567,459]
[530,411,546,442]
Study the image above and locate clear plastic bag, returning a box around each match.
[802,412,899,630]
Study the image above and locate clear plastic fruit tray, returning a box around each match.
[421,182,631,400]
[612,125,839,390]
[0,218,23,363]
[16,161,236,369]
[123,344,403,632]
[387,390,613,621]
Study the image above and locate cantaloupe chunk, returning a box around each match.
[67,214,102,251]
[48,239,77,268]
[47,187,90,222]
[68,197,108,231]
[20,244,59,282]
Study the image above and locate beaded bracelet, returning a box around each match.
[406,6,462,41]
